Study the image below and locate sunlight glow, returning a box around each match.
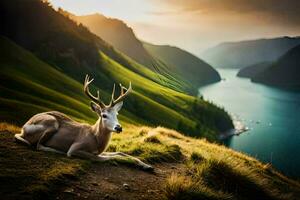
[49,0,300,54]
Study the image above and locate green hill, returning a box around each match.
[0,36,95,124]
[143,42,221,90]
[252,45,300,88]
[0,0,233,140]
[202,37,300,68]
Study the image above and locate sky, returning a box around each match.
[49,0,300,54]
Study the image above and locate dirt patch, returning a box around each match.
[0,131,88,200]
[57,162,185,200]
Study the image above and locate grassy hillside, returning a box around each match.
[202,36,300,68]
[144,42,221,92]
[0,36,100,124]
[1,123,299,199]
[252,44,300,88]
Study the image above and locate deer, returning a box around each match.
[14,75,153,171]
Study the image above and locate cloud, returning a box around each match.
[149,0,300,27]
[50,0,300,53]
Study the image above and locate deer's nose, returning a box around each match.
[114,124,122,133]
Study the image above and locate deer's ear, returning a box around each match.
[113,101,123,112]
[90,102,101,113]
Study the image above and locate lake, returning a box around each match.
[199,69,300,178]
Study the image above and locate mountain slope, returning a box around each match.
[252,44,300,88]
[65,11,183,90]
[237,62,272,78]
[0,0,233,139]
[144,42,221,89]
[69,12,220,93]
[202,37,300,68]
[71,13,156,69]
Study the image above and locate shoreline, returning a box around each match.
[219,118,249,140]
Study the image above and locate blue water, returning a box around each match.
[199,69,300,178]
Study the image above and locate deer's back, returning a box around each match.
[23,111,95,152]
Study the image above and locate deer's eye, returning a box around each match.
[102,114,108,119]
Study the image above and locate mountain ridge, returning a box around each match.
[252,44,300,88]
[202,36,300,68]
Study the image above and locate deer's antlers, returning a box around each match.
[84,75,132,108]
[84,75,106,108]
[109,82,132,107]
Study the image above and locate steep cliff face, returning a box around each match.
[252,45,300,88]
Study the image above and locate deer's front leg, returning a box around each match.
[67,143,103,161]
[37,144,65,155]
[69,149,126,163]
[101,152,154,171]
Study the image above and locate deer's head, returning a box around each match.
[84,75,132,133]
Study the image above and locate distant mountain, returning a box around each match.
[144,42,221,87]
[67,12,220,93]
[70,13,156,69]
[237,62,272,78]
[202,37,300,68]
[252,44,300,88]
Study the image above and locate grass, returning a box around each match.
[164,174,231,200]
[0,123,299,199]
[108,127,183,163]
[0,36,97,124]
[108,47,192,94]
[112,125,300,200]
